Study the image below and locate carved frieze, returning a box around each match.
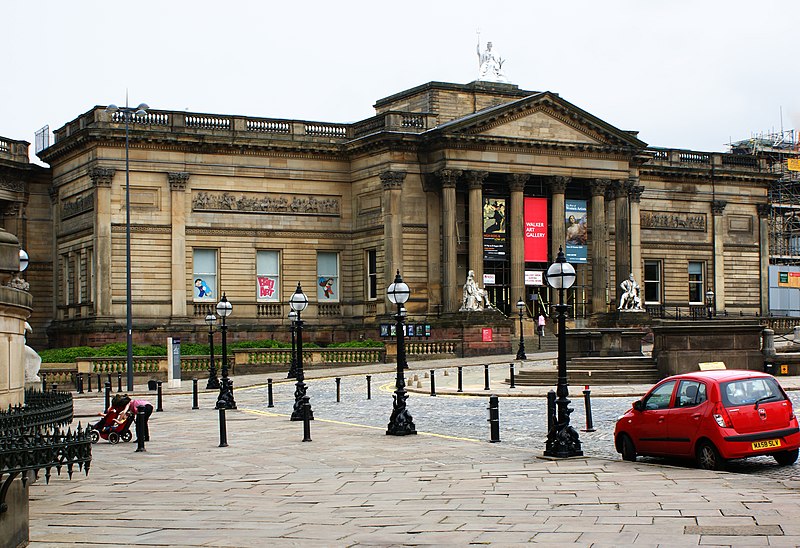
[192,191,340,216]
[62,192,94,220]
[0,175,24,193]
[641,210,706,231]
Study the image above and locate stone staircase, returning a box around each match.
[512,355,661,386]
[522,333,558,353]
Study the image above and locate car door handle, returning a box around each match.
[692,413,701,420]
[658,417,665,423]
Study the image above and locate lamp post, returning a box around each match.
[215,293,235,409]
[289,283,312,421]
[205,314,219,389]
[105,101,148,392]
[544,247,582,458]
[386,270,416,436]
[516,297,527,360]
[287,310,298,379]
[706,289,715,320]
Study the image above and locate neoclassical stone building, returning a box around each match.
[33,80,772,348]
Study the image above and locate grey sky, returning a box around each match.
[4,0,798,159]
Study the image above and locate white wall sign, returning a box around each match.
[483,273,496,285]
[525,270,544,286]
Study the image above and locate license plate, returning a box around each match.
[752,439,781,450]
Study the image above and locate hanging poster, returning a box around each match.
[524,197,548,262]
[483,197,507,261]
[565,199,588,263]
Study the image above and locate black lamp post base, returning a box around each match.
[291,382,314,421]
[206,375,220,390]
[544,424,583,458]
[387,392,417,436]
[516,346,527,361]
[215,378,236,409]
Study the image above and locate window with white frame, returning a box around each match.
[317,252,339,302]
[644,260,661,304]
[193,249,217,302]
[688,261,704,304]
[256,250,280,301]
[366,249,377,301]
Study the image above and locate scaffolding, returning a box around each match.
[729,129,800,265]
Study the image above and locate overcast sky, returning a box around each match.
[4,0,798,162]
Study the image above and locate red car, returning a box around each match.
[614,370,800,470]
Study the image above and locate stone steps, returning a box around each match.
[511,356,660,386]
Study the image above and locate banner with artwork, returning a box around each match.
[483,197,506,261]
[565,199,587,263]
[524,197,548,262]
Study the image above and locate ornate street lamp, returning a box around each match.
[214,293,235,409]
[205,314,219,389]
[386,270,416,436]
[105,100,148,392]
[289,283,312,421]
[287,310,298,379]
[516,297,527,360]
[706,289,715,320]
[544,247,582,458]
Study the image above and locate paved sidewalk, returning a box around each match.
[27,358,800,547]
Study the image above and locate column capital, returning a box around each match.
[507,173,529,192]
[89,167,115,188]
[589,179,610,197]
[464,170,489,190]
[757,203,772,218]
[629,185,645,203]
[609,179,629,200]
[436,169,462,189]
[168,171,190,191]
[380,170,407,190]
[48,186,58,205]
[711,200,727,215]
[549,176,570,194]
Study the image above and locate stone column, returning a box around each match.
[710,200,727,314]
[757,204,771,315]
[549,176,569,260]
[90,167,115,318]
[465,171,488,285]
[169,172,190,319]
[422,174,442,315]
[629,184,645,287]
[589,179,609,314]
[612,179,631,308]
[381,171,407,288]
[438,169,461,313]
[508,174,529,306]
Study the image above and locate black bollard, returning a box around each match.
[135,405,146,452]
[487,394,500,443]
[509,363,515,389]
[117,372,122,393]
[547,389,556,434]
[335,377,341,403]
[430,369,436,397]
[86,372,92,393]
[218,407,228,448]
[77,373,84,394]
[156,381,163,412]
[366,375,372,400]
[104,382,111,411]
[97,373,101,392]
[192,378,199,410]
[582,386,596,432]
[267,378,274,408]
[484,364,490,391]
[457,366,463,393]
[51,383,58,392]
[41,372,47,392]
[107,373,112,388]
[302,395,312,442]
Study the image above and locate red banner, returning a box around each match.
[524,197,548,262]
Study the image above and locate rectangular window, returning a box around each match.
[193,249,217,302]
[317,252,339,302]
[643,260,661,304]
[688,261,704,304]
[256,250,280,301]
[88,247,95,304]
[366,249,377,301]
[61,253,69,305]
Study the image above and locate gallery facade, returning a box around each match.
[27,80,773,348]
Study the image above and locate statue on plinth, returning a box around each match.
[460,270,492,312]
[477,32,508,83]
[618,273,643,311]
[23,321,41,383]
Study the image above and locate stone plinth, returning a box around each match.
[566,328,646,358]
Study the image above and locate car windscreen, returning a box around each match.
[720,377,786,408]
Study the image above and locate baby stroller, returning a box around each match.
[89,404,134,444]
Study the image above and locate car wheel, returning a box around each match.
[108,432,120,444]
[696,441,726,471]
[774,448,799,466]
[620,434,637,462]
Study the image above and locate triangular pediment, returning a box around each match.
[434,92,647,149]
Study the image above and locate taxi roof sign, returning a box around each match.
[698,361,727,371]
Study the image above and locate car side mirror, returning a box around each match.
[632,400,644,412]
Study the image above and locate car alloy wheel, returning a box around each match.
[697,441,725,471]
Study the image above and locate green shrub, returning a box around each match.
[39,346,97,363]
[329,339,384,348]
[180,343,210,355]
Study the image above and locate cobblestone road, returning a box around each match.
[245,369,800,481]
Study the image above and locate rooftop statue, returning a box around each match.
[477,32,508,83]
